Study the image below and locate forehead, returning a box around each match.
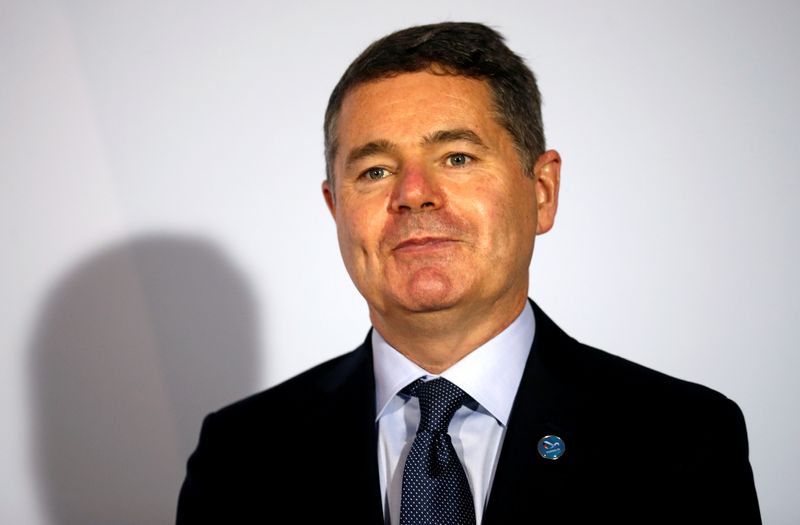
[336,72,501,149]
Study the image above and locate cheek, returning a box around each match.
[467,186,515,243]
[482,188,537,253]
[337,207,382,258]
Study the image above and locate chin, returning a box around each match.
[397,272,465,313]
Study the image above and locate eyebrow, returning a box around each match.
[422,128,489,149]
[345,139,397,168]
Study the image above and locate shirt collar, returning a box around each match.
[372,301,535,426]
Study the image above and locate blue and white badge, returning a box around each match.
[537,435,565,460]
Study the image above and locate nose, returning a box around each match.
[389,164,443,213]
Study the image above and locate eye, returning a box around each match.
[361,166,391,181]
[446,153,473,167]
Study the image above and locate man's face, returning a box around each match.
[323,71,559,322]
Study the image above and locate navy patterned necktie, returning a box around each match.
[400,377,476,525]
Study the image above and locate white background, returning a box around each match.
[2,1,798,523]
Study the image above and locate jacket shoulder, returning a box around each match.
[208,339,372,429]
[533,302,734,412]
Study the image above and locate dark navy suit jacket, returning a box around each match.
[177,301,761,524]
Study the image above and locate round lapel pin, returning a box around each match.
[537,435,565,460]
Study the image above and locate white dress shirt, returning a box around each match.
[372,301,535,525]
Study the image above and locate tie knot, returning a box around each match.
[404,377,471,433]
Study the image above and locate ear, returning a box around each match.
[533,150,561,235]
[322,179,336,219]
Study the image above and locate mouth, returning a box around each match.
[393,236,460,253]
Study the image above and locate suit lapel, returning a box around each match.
[316,335,385,524]
[483,301,584,524]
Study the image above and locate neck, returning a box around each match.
[370,291,528,374]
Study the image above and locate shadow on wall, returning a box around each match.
[28,234,262,525]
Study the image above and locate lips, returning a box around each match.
[393,236,459,253]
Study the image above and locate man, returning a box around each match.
[177,22,760,524]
